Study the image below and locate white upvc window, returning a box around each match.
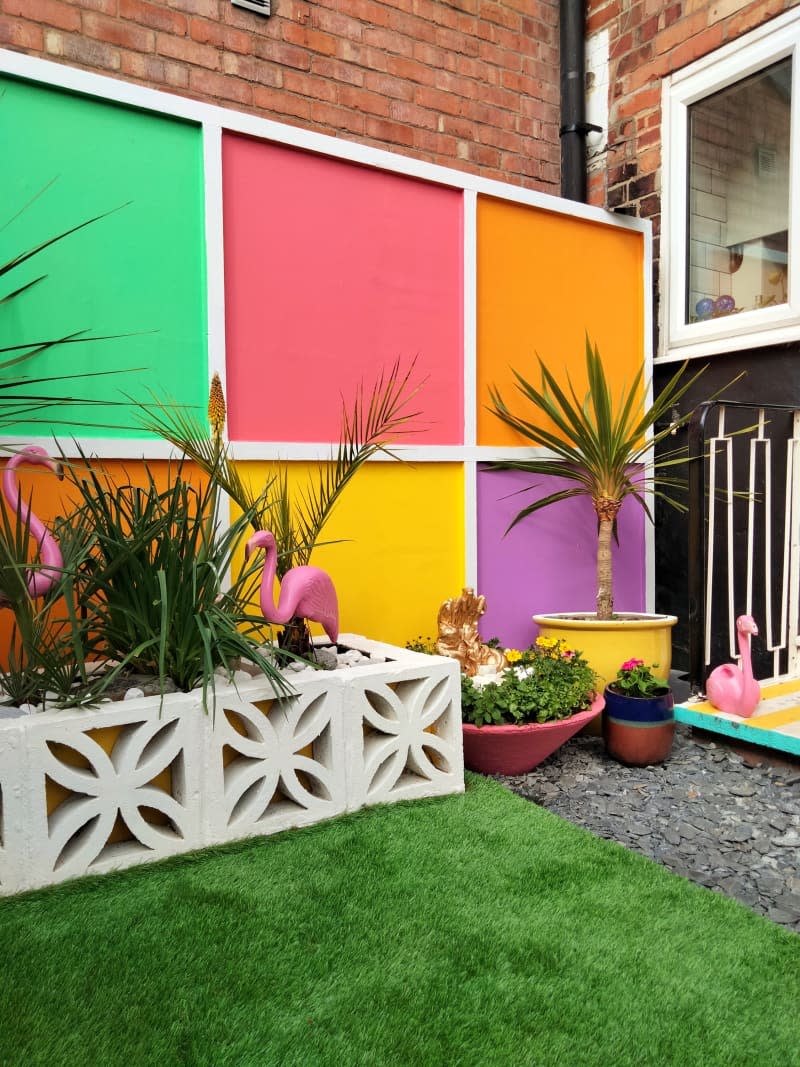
[660,7,800,362]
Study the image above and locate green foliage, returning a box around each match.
[460,636,596,726]
[610,658,669,699]
[0,453,295,709]
[0,497,100,707]
[0,193,149,706]
[138,359,424,577]
[58,452,291,707]
[404,635,437,655]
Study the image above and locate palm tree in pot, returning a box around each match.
[488,335,714,688]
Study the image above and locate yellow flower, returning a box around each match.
[505,648,522,663]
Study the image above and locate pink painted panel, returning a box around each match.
[222,136,463,444]
[476,466,647,651]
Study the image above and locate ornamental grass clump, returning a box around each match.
[59,452,291,708]
[460,636,596,727]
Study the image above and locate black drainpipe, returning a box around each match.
[559,0,600,202]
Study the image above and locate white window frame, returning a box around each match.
[660,6,800,363]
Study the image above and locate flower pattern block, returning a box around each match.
[41,715,193,878]
[215,691,345,834]
[356,673,461,804]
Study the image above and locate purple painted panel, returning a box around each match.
[476,466,647,650]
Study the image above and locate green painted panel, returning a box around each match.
[0,76,207,438]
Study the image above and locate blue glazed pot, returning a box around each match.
[603,685,675,765]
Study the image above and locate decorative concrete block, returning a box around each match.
[0,637,464,895]
[203,674,348,845]
[0,714,28,896]
[19,693,203,891]
[339,637,464,810]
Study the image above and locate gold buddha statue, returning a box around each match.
[436,587,507,676]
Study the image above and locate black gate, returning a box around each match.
[686,400,800,694]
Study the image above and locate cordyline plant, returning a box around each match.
[489,336,711,621]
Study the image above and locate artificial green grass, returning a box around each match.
[0,775,798,1067]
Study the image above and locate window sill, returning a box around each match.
[659,310,800,362]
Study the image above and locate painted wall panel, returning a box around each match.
[0,59,652,664]
[0,458,209,660]
[222,136,463,445]
[477,467,646,650]
[0,77,208,438]
[476,198,645,447]
[234,460,464,646]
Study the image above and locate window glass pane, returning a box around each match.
[687,58,791,324]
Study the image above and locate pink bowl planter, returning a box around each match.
[461,693,605,775]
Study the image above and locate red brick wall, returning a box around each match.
[0,0,561,191]
[588,0,799,285]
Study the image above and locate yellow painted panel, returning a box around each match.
[233,461,465,647]
[690,679,800,722]
[749,707,800,729]
[755,678,800,699]
[476,198,645,446]
[690,703,800,729]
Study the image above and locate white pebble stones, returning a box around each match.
[276,645,390,678]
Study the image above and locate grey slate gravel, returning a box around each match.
[498,724,800,934]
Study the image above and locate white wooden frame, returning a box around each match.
[660,5,800,363]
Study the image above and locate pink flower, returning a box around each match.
[621,658,644,672]
[561,649,576,659]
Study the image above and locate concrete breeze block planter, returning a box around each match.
[0,635,463,896]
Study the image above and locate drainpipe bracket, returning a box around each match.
[559,122,603,137]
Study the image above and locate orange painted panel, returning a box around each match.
[476,198,645,447]
[0,457,207,529]
[0,457,207,669]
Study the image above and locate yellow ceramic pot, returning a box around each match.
[532,613,678,734]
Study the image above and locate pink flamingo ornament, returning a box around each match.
[705,615,761,718]
[245,529,339,644]
[2,446,64,600]
[0,446,63,606]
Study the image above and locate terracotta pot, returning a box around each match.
[603,684,675,766]
[461,694,604,776]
